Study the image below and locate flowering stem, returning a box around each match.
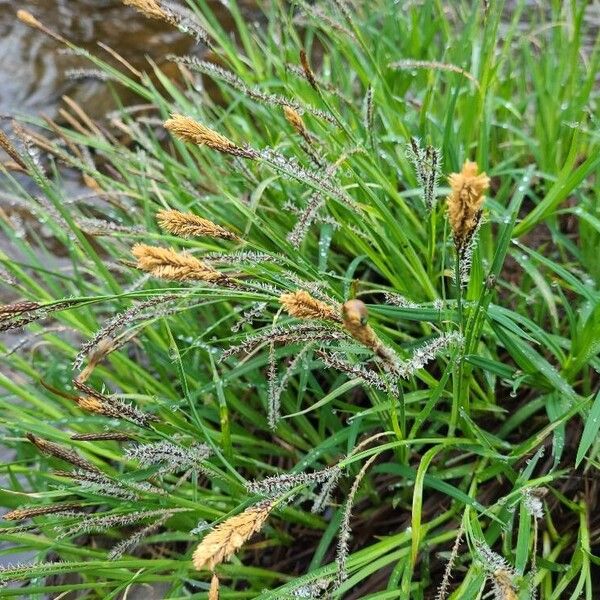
[450,251,467,434]
[427,208,437,277]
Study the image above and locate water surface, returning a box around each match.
[0,0,194,120]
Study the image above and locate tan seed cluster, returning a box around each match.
[446,160,490,252]
[132,244,227,283]
[72,380,158,427]
[122,0,168,20]
[342,299,398,369]
[279,290,339,321]
[157,209,239,241]
[300,49,318,89]
[164,115,256,159]
[283,106,309,141]
[192,500,274,570]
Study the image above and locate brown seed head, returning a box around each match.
[283,106,307,138]
[164,114,256,159]
[17,9,68,44]
[446,160,490,252]
[72,380,159,427]
[26,433,100,473]
[4,503,85,521]
[341,299,369,328]
[71,432,134,442]
[279,290,339,321]
[192,500,274,571]
[300,49,318,89]
[132,244,227,283]
[0,301,40,319]
[76,396,107,414]
[157,209,239,241]
[0,130,27,170]
[342,299,398,369]
[122,0,168,20]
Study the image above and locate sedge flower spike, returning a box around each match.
[157,209,239,241]
[342,299,399,370]
[132,244,228,284]
[279,290,340,321]
[164,114,257,159]
[192,500,274,570]
[446,160,490,253]
[122,0,168,20]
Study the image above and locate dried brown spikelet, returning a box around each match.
[4,503,85,521]
[164,114,256,159]
[71,432,134,442]
[342,300,398,369]
[280,290,340,321]
[16,10,68,44]
[192,500,274,570]
[0,301,40,319]
[0,130,27,170]
[446,160,490,252]
[283,106,310,142]
[300,49,318,89]
[122,0,168,20]
[209,573,219,600]
[72,380,159,427]
[26,433,100,473]
[132,243,227,283]
[157,209,239,241]
[16,9,44,30]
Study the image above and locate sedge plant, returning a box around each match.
[0,1,599,598]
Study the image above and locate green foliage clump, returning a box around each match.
[1,1,599,598]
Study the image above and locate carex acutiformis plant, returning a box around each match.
[1,1,599,598]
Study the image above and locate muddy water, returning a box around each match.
[0,0,195,120]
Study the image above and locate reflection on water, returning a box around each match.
[0,0,194,119]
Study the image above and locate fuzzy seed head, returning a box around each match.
[342,300,398,369]
[122,0,168,20]
[76,396,105,414]
[157,209,238,240]
[299,49,318,89]
[342,299,368,328]
[447,160,490,251]
[164,114,255,158]
[72,380,158,427]
[283,106,307,137]
[192,500,274,570]
[132,244,226,283]
[280,290,339,321]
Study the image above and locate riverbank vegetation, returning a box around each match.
[0,1,599,598]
